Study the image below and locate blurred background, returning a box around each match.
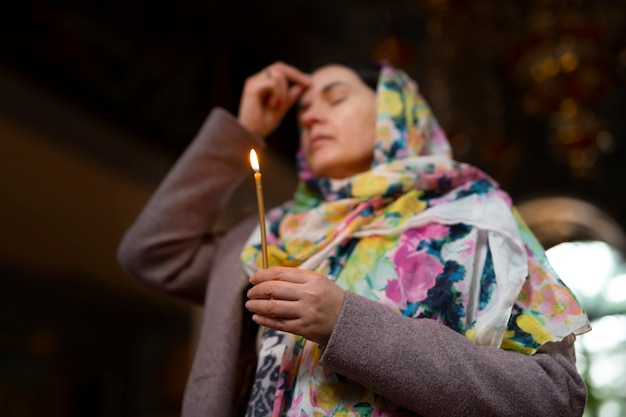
[1,0,625,416]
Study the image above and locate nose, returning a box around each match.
[299,102,326,130]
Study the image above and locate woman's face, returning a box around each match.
[298,65,377,179]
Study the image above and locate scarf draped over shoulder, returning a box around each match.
[241,63,590,416]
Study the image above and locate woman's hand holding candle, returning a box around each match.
[246,267,346,346]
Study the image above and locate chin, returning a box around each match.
[308,155,370,180]
[308,156,343,179]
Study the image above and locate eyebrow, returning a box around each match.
[298,81,350,111]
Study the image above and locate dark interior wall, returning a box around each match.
[0,267,191,417]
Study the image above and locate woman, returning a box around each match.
[118,61,590,416]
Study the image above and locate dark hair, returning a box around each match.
[307,57,381,91]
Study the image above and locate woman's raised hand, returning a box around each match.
[238,62,311,138]
[245,267,346,346]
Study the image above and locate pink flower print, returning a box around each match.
[385,279,406,308]
[401,223,450,243]
[387,229,444,308]
[422,223,451,241]
[460,238,477,258]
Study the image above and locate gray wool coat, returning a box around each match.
[118,108,587,417]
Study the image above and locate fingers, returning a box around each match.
[249,266,311,285]
[245,295,326,344]
[247,276,301,301]
[268,61,311,88]
[266,69,290,111]
[242,72,282,106]
[245,276,304,331]
[245,298,300,319]
[287,84,305,109]
[260,62,310,109]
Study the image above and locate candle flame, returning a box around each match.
[249,149,260,172]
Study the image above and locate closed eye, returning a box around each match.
[323,82,350,105]
[330,96,347,105]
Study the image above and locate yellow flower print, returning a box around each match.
[322,201,354,223]
[315,381,351,410]
[378,89,403,117]
[279,212,305,235]
[337,236,396,291]
[283,237,319,260]
[267,245,300,267]
[465,326,477,342]
[376,119,399,146]
[385,190,427,221]
[352,173,389,198]
[500,330,537,354]
[499,315,553,355]
[517,314,552,345]
[240,245,257,263]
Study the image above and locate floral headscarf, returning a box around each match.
[241,64,590,416]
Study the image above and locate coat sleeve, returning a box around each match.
[320,291,586,417]
[117,108,264,304]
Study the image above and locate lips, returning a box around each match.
[308,134,333,152]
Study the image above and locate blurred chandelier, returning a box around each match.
[507,2,622,178]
